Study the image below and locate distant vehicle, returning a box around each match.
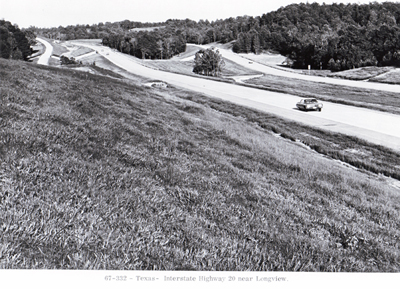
[296,98,323,111]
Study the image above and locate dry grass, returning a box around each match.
[0,58,399,271]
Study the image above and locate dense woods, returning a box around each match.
[0,20,32,60]
[29,2,400,70]
[253,2,400,70]
[101,28,187,59]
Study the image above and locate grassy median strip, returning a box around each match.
[0,59,399,271]
[244,74,400,115]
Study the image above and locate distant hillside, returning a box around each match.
[32,2,400,70]
[240,2,400,70]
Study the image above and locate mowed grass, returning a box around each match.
[139,57,260,77]
[66,47,94,58]
[370,68,400,85]
[330,66,393,81]
[41,38,69,57]
[1,58,400,271]
[245,74,400,115]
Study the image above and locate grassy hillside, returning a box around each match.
[0,59,399,271]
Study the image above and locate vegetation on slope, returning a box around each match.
[0,58,399,271]
[34,2,400,70]
[0,20,33,60]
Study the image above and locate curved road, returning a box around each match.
[66,40,400,152]
[36,37,53,65]
[190,44,400,93]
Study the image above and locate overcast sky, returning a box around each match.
[0,0,394,28]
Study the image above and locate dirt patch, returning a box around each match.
[144,81,168,88]
[343,148,372,157]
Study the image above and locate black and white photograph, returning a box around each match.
[0,0,399,288]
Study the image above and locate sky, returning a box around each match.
[0,0,395,28]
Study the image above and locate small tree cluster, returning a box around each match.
[60,55,78,65]
[192,48,225,77]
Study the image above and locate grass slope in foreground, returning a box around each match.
[0,59,399,271]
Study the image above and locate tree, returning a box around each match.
[157,40,164,59]
[0,20,32,60]
[193,47,225,77]
[0,26,12,59]
[60,55,78,65]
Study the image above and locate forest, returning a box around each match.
[8,2,400,70]
[0,20,33,60]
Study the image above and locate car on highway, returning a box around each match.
[296,98,323,112]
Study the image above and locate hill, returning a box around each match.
[0,58,399,270]
[33,2,400,71]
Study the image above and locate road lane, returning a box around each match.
[36,37,53,65]
[69,40,400,151]
[190,44,400,94]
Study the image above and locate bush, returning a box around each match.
[60,55,78,65]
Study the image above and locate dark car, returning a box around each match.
[296,98,323,111]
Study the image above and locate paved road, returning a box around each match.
[190,44,400,94]
[68,40,400,152]
[36,38,53,65]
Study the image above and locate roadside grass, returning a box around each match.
[234,48,399,83]
[68,41,400,114]
[180,91,400,181]
[139,57,260,77]
[370,68,400,85]
[41,38,69,57]
[329,66,393,81]
[70,39,102,45]
[171,45,199,60]
[75,53,123,70]
[245,75,400,115]
[237,51,287,67]
[66,47,94,58]
[1,58,399,271]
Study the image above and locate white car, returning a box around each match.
[296,98,323,112]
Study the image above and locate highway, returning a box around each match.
[190,43,400,93]
[36,37,53,65]
[60,39,400,152]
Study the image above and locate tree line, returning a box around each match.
[13,2,400,71]
[250,2,400,71]
[0,20,33,60]
[101,29,186,59]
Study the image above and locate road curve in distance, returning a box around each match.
[36,37,53,65]
[188,44,400,94]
